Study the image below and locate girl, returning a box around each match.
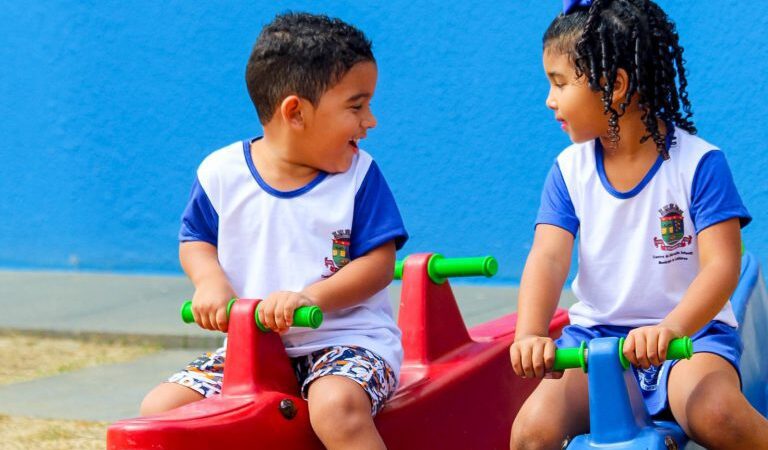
[508,1,768,449]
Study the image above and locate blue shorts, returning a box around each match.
[555,320,742,416]
[168,345,397,416]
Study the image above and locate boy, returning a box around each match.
[140,12,408,450]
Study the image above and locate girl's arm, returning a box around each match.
[257,241,396,332]
[510,224,575,378]
[624,218,742,368]
[180,241,237,332]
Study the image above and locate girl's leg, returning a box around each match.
[140,382,204,416]
[307,375,385,450]
[668,353,768,449]
[510,369,590,450]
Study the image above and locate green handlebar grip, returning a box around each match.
[393,254,499,284]
[618,336,693,369]
[553,337,692,372]
[553,341,588,372]
[180,300,323,331]
[394,259,405,280]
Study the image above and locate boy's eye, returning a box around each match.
[351,104,363,110]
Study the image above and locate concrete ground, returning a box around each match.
[0,270,576,422]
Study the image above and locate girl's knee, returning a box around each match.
[510,415,568,450]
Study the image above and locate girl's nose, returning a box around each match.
[545,96,557,110]
[545,88,557,110]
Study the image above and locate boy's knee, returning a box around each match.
[140,383,202,416]
[308,380,372,439]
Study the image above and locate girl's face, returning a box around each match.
[543,48,609,143]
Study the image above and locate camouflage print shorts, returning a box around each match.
[168,345,397,415]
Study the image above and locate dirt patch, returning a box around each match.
[0,334,159,385]
[0,414,107,450]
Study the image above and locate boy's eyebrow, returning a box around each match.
[346,92,372,102]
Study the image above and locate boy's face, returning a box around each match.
[298,61,378,173]
[543,49,608,143]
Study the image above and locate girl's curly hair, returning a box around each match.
[544,0,695,159]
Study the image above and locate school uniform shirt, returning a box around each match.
[536,127,751,328]
[179,138,408,377]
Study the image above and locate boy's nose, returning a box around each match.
[364,112,377,129]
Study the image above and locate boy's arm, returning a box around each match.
[256,241,396,332]
[510,224,574,378]
[624,218,742,368]
[303,240,396,310]
[180,241,236,332]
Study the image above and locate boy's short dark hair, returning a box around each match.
[245,12,374,124]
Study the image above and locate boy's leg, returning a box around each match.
[307,375,385,450]
[510,369,590,450]
[668,353,768,449]
[141,346,225,416]
[140,382,204,416]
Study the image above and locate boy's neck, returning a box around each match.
[250,132,320,191]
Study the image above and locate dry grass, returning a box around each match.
[0,414,107,450]
[0,335,159,448]
[0,334,159,385]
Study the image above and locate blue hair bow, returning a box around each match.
[563,0,592,14]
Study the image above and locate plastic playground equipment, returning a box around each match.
[107,253,569,449]
[552,250,768,450]
[106,251,768,449]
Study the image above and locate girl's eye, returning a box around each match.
[351,104,363,110]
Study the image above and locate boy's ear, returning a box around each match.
[612,68,630,106]
[279,95,306,129]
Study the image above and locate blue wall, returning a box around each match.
[2,1,766,282]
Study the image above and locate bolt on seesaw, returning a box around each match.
[553,336,693,372]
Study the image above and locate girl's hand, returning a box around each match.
[258,291,315,333]
[622,324,683,369]
[509,335,561,379]
[191,277,236,332]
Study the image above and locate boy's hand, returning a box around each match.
[191,277,236,332]
[258,291,315,333]
[622,324,682,369]
[509,335,562,379]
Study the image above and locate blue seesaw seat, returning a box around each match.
[567,252,767,449]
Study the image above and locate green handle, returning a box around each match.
[394,254,498,284]
[553,337,692,372]
[180,299,323,332]
[553,341,588,372]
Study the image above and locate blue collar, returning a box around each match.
[595,125,675,199]
[242,138,327,199]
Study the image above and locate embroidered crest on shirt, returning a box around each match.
[323,229,351,278]
[653,204,692,251]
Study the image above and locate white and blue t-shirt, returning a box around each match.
[536,127,751,328]
[179,138,408,376]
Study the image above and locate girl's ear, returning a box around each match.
[612,68,630,107]
[279,95,306,129]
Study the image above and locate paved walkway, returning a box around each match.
[0,270,575,422]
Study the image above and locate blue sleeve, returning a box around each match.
[178,177,219,246]
[535,162,579,236]
[351,161,409,259]
[690,150,751,233]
